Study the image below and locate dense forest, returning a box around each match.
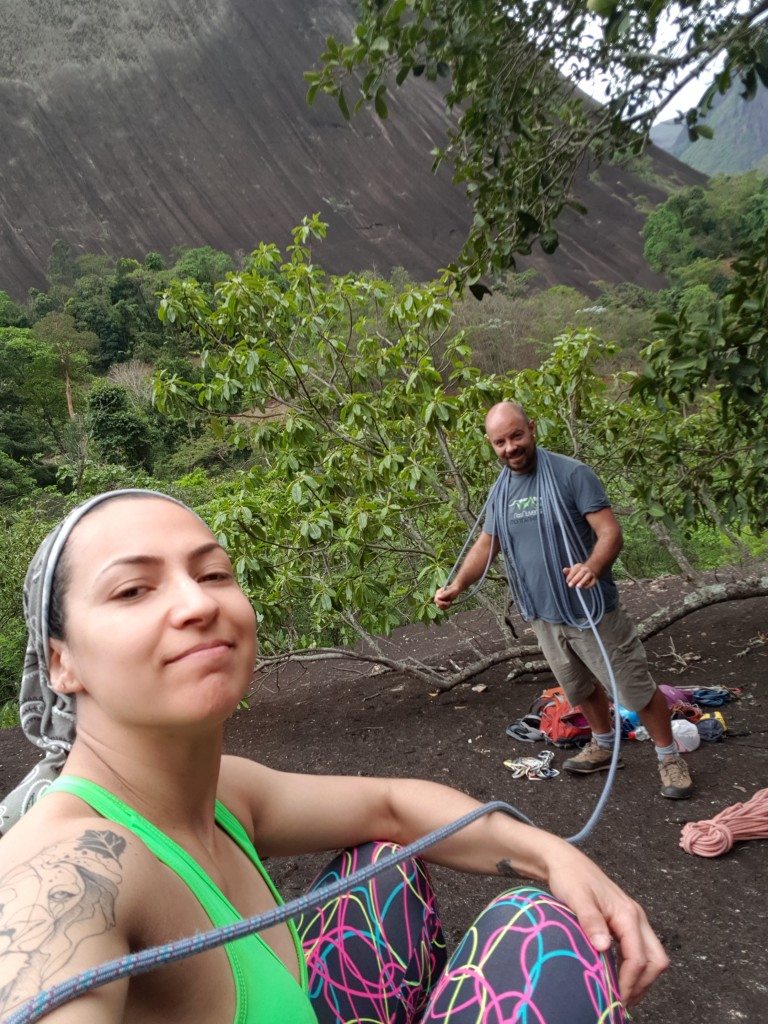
[2,172,768,720]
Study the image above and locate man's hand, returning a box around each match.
[434,582,462,609]
[563,562,598,589]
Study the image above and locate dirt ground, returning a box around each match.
[1,573,766,1022]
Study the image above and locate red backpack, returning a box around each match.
[529,686,592,749]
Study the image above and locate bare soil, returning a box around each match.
[1,574,766,1022]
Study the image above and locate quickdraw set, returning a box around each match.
[503,750,559,780]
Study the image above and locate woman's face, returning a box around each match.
[48,497,257,730]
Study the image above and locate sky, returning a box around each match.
[575,6,730,125]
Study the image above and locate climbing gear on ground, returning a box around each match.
[505,720,546,743]
[669,701,703,723]
[658,753,694,799]
[696,711,727,742]
[562,739,622,774]
[526,685,592,749]
[658,683,690,707]
[503,750,559,780]
[685,686,739,707]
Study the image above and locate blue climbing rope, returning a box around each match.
[6,801,533,1024]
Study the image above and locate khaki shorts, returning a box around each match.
[531,604,656,713]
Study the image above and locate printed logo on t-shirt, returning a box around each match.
[507,495,540,520]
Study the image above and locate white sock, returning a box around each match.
[593,730,615,750]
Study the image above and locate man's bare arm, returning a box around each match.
[434,531,499,608]
[564,507,623,589]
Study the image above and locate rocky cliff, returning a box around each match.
[0,0,703,298]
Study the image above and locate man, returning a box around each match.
[434,401,694,800]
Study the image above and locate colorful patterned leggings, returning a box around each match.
[299,842,626,1024]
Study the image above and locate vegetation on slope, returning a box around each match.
[1,173,767,716]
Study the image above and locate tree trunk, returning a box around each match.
[65,370,75,420]
[650,520,699,582]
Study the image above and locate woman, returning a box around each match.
[0,489,667,1023]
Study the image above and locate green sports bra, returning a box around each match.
[45,775,318,1024]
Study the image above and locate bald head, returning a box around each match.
[485,402,537,474]
[485,401,528,434]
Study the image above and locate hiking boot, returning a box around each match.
[658,754,694,799]
[562,738,622,774]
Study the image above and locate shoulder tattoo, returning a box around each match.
[0,829,127,1013]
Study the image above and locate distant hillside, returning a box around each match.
[0,0,704,300]
[650,82,768,177]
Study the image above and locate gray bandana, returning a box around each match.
[0,489,196,834]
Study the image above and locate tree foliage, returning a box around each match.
[0,328,71,494]
[32,312,98,419]
[86,381,154,471]
[634,225,768,531]
[643,173,768,274]
[154,219,766,664]
[307,0,768,284]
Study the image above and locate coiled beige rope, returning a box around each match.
[680,788,768,857]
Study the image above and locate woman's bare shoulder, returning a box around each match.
[0,792,160,907]
[216,754,274,831]
[0,797,152,1019]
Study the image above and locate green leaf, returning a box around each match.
[539,228,559,255]
[374,86,389,119]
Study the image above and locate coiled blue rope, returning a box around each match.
[5,800,533,1024]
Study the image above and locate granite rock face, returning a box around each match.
[0,0,703,298]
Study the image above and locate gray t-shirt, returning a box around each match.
[484,451,619,623]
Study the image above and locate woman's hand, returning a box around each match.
[225,763,668,1006]
[544,842,669,1006]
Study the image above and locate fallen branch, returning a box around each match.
[636,573,768,642]
[252,570,768,695]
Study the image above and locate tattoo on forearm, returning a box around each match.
[496,858,521,878]
[0,829,126,1013]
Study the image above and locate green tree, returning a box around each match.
[32,312,98,418]
[643,174,768,275]
[308,1,768,284]
[74,253,115,279]
[0,291,28,328]
[47,238,77,289]
[66,273,124,368]
[86,381,154,471]
[156,218,504,650]
[643,196,697,273]
[27,287,58,323]
[171,247,235,289]
[154,219,765,666]
[0,507,57,708]
[109,259,169,363]
[0,328,71,486]
[144,251,165,271]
